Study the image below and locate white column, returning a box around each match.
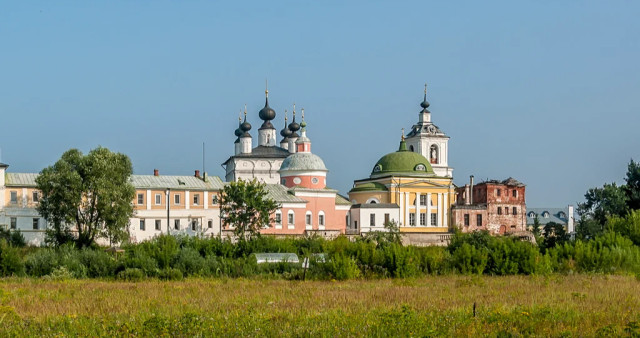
[398,191,404,226]
[22,188,27,207]
[204,191,209,210]
[415,192,420,227]
[185,191,190,210]
[426,193,432,226]
[146,190,152,210]
[444,192,449,228]
[437,193,443,226]
[404,192,410,226]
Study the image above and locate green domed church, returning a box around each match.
[348,87,456,236]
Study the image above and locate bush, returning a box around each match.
[123,249,158,277]
[0,240,24,276]
[25,248,58,277]
[0,229,26,247]
[118,268,145,281]
[173,247,206,276]
[79,249,116,278]
[451,242,488,274]
[158,268,183,280]
[329,253,361,280]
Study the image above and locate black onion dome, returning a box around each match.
[280,126,292,137]
[259,97,276,121]
[420,95,430,109]
[240,117,252,132]
[288,116,300,133]
[234,127,242,137]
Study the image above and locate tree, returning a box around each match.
[531,216,542,236]
[542,222,569,249]
[36,147,135,248]
[624,159,640,211]
[362,220,403,248]
[577,182,628,225]
[219,179,279,240]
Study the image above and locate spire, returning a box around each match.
[288,103,300,136]
[300,108,306,129]
[398,128,407,152]
[234,110,243,137]
[259,81,276,125]
[240,105,252,135]
[420,83,430,109]
[280,109,292,138]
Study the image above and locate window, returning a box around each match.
[419,195,427,206]
[384,213,390,224]
[288,211,294,225]
[275,212,282,224]
[512,190,517,198]
[137,193,144,205]
[33,218,39,230]
[409,214,416,226]
[370,214,375,226]
[528,212,536,218]
[420,212,426,226]
[212,195,217,205]
[155,194,161,205]
[464,214,470,226]
[505,207,510,215]
[10,218,17,230]
[496,189,501,197]
[155,220,161,231]
[477,214,482,226]
[140,219,146,231]
[10,191,17,204]
[208,220,213,229]
[311,177,319,184]
[174,219,180,230]
[306,213,312,225]
[191,220,197,231]
[543,212,549,218]
[430,213,437,226]
[512,207,517,215]
[32,191,39,203]
[558,212,566,218]
[497,207,502,215]
[174,194,180,205]
[193,194,200,205]
[319,213,325,226]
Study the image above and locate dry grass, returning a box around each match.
[0,275,638,336]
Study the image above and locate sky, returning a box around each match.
[1,1,639,207]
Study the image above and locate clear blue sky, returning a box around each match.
[1,1,639,207]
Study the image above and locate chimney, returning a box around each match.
[469,175,474,205]
[464,184,470,205]
[567,205,575,234]
[195,170,200,178]
[154,169,159,176]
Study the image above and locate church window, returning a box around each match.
[464,214,470,226]
[419,195,427,205]
[430,213,437,226]
[288,211,295,225]
[430,145,438,164]
[410,145,414,152]
[306,212,312,226]
[275,212,282,224]
[420,213,426,226]
[370,214,375,226]
[415,164,426,171]
[293,177,302,185]
[512,207,517,215]
[281,179,286,185]
[319,212,325,226]
[312,177,319,184]
[373,164,382,173]
[409,214,416,226]
[477,214,482,226]
[497,207,502,215]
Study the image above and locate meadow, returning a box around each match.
[0,274,638,336]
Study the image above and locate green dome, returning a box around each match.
[349,182,388,193]
[370,140,434,177]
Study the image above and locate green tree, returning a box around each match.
[531,216,542,236]
[362,220,403,248]
[624,159,640,211]
[36,147,135,248]
[542,221,569,249]
[577,182,628,225]
[220,179,279,241]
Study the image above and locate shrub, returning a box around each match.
[79,249,116,278]
[382,244,420,278]
[118,268,145,281]
[329,253,361,280]
[173,247,206,276]
[123,249,158,277]
[451,242,488,274]
[0,240,25,276]
[25,248,58,277]
[44,266,74,280]
[0,229,26,247]
[158,268,183,280]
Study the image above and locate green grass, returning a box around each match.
[0,275,638,336]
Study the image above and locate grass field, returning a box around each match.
[0,275,638,336]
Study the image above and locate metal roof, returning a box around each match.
[351,203,398,209]
[526,207,577,226]
[222,146,291,165]
[263,184,307,203]
[335,194,352,206]
[5,173,38,187]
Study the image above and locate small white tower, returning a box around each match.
[257,85,277,147]
[405,83,453,177]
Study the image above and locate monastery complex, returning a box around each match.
[0,84,562,246]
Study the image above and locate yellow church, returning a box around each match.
[348,85,456,234]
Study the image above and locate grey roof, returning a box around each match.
[130,175,223,190]
[6,173,38,187]
[5,172,224,190]
[263,184,307,203]
[280,152,327,172]
[452,204,488,211]
[352,203,399,209]
[526,207,577,226]
[336,194,352,206]
[222,146,291,165]
[479,177,525,187]
[288,186,338,193]
[0,163,8,168]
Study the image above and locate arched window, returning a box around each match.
[287,210,295,225]
[366,197,380,204]
[409,145,414,152]
[275,211,282,225]
[318,211,325,229]
[542,211,549,218]
[430,144,439,164]
[305,211,313,226]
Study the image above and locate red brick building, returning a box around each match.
[451,177,527,235]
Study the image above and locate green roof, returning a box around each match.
[370,140,434,178]
[349,182,388,193]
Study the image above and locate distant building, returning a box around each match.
[451,177,527,235]
[526,206,576,234]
